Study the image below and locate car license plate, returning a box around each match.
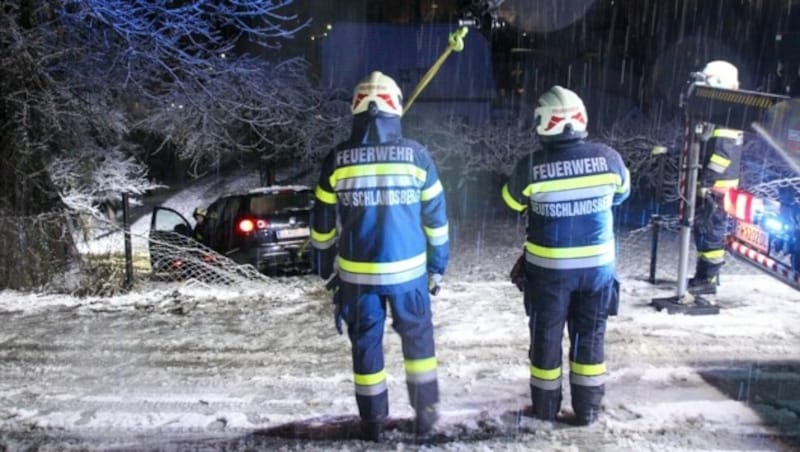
[277,227,309,240]
[734,221,769,253]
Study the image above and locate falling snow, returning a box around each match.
[0,171,798,451]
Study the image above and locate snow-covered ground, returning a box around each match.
[1,173,799,451]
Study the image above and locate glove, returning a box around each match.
[510,254,526,292]
[428,273,442,296]
[697,186,724,205]
[607,278,620,316]
[695,193,719,235]
[333,290,344,335]
[325,273,344,335]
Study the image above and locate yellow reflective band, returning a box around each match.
[651,146,667,156]
[333,163,427,186]
[405,357,437,375]
[698,249,725,260]
[713,179,739,188]
[338,252,427,275]
[424,224,448,238]
[315,185,336,205]
[570,361,607,376]
[617,168,630,194]
[712,128,743,139]
[709,153,731,169]
[421,179,443,201]
[695,86,776,109]
[311,228,336,242]
[502,184,527,212]
[354,369,386,386]
[526,241,613,259]
[529,173,622,194]
[530,365,561,381]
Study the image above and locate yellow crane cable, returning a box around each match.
[403,26,470,115]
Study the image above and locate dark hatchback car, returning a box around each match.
[149,185,315,276]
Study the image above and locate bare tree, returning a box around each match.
[132,57,350,182]
[409,111,688,220]
[64,0,347,183]
[0,0,325,290]
[411,120,537,182]
[598,113,685,204]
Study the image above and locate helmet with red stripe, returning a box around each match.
[534,85,588,142]
[351,71,403,117]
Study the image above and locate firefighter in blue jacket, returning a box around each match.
[311,71,449,441]
[688,60,744,295]
[502,85,630,425]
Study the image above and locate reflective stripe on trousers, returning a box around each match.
[341,279,439,421]
[524,264,612,405]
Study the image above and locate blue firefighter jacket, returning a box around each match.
[311,137,449,295]
[700,127,743,191]
[502,140,630,270]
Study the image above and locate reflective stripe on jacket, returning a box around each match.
[312,138,449,293]
[701,127,743,190]
[502,140,630,270]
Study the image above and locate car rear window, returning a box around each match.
[248,191,312,216]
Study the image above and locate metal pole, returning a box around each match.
[122,193,134,289]
[675,124,702,298]
[653,146,667,215]
[649,215,660,284]
[648,146,667,284]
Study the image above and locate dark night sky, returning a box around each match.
[281,0,800,119]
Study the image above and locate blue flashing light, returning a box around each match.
[763,214,786,234]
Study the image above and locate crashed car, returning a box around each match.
[149,185,314,277]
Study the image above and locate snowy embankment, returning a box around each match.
[1,217,799,451]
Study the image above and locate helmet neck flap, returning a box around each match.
[349,109,403,145]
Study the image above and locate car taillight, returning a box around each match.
[237,218,269,234]
[238,219,255,233]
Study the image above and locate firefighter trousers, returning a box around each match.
[693,196,728,279]
[339,277,439,423]
[524,264,617,421]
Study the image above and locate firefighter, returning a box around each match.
[311,71,449,441]
[192,207,208,244]
[502,85,630,425]
[689,60,744,295]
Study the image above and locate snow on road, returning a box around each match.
[1,220,799,451]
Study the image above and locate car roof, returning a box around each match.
[220,185,312,199]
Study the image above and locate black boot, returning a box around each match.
[414,405,438,436]
[572,407,600,426]
[688,260,721,295]
[687,275,718,295]
[361,419,385,442]
[531,387,562,421]
[571,385,604,426]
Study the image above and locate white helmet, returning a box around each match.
[700,60,740,90]
[534,85,588,141]
[351,71,403,116]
